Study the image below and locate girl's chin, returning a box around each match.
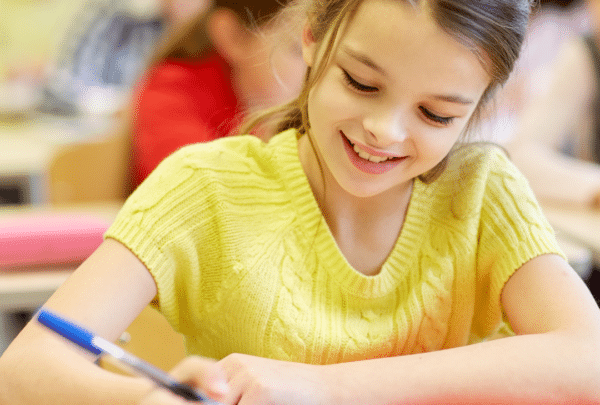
[335,172,411,199]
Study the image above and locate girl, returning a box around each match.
[2,0,600,404]
[129,0,305,187]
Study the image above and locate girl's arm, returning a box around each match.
[319,253,600,404]
[156,253,600,405]
[0,238,220,404]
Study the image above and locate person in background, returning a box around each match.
[128,0,305,187]
[37,0,210,117]
[2,0,600,404]
[481,0,599,297]
[477,0,589,146]
[515,0,589,104]
[161,0,213,26]
[504,0,600,209]
[0,0,91,117]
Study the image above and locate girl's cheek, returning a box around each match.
[423,133,457,159]
[321,82,357,115]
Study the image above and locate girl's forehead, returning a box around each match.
[332,0,490,96]
[333,0,430,50]
[335,0,439,58]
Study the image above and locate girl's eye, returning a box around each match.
[419,106,454,125]
[342,69,378,93]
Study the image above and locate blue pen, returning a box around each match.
[37,308,222,404]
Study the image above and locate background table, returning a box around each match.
[0,114,117,204]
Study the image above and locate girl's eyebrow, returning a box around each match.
[431,94,475,105]
[341,45,387,76]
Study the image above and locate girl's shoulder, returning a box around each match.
[120,131,298,216]
[443,142,516,183]
[430,143,534,213]
[146,129,298,182]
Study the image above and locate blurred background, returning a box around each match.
[0,0,210,119]
[0,0,209,357]
[0,0,211,205]
[0,0,594,203]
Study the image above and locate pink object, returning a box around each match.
[0,213,110,269]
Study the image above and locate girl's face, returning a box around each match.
[301,0,491,198]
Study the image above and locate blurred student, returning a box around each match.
[516,0,588,101]
[38,0,209,116]
[128,0,305,187]
[504,0,600,208]
[478,0,589,145]
[0,0,92,116]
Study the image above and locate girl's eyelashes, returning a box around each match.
[341,67,456,126]
[341,69,378,93]
[418,106,455,125]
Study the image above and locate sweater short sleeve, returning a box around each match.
[104,134,277,335]
[471,147,566,339]
[104,145,202,331]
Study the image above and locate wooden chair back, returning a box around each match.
[48,130,131,204]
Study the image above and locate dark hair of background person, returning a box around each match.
[149,0,294,64]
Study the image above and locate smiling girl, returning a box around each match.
[2,0,600,404]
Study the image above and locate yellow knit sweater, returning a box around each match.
[105,129,564,363]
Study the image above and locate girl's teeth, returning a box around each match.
[353,144,390,163]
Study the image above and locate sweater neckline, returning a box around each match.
[273,129,432,298]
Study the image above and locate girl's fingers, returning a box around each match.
[220,372,246,405]
[169,356,230,400]
[139,388,188,405]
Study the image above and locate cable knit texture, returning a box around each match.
[105,129,565,363]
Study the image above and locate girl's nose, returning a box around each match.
[363,108,408,147]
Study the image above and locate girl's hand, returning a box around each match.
[218,353,333,405]
[139,356,230,405]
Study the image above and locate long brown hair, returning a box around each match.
[240,0,533,183]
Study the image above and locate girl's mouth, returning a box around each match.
[341,132,406,175]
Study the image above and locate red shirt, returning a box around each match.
[131,51,242,187]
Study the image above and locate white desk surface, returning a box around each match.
[0,115,117,176]
[0,267,74,312]
[0,202,122,312]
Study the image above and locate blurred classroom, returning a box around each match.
[0,0,171,206]
[1,0,600,367]
[0,0,210,366]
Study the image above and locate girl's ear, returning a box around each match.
[207,8,250,63]
[301,24,317,67]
